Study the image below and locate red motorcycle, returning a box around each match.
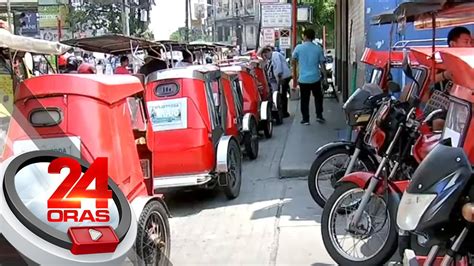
[320,55,444,265]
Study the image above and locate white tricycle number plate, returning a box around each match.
[13,137,81,158]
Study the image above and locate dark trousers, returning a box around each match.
[281,77,291,114]
[299,81,323,121]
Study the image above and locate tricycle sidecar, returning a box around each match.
[220,64,273,139]
[145,65,242,199]
[2,74,170,265]
[248,59,271,102]
[219,71,259,159]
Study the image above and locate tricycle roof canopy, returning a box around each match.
[61,34,163,55]
[155,40,188,50]
[414,2,474,29]
[16,74,144,105]
[0,29,71,55]
[146,65,221,83]
[439,48,474,90]
[371,0,445,25]
[360,48,420,68]
[370,0,469,25]
[189,41,234,49]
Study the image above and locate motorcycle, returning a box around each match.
[307,48,437,208]
[308,82,384,207]
[397,44,474,266]
[398,142,473,266]
[320,55,444,265]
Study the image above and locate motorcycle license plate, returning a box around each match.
[13,137,81,158]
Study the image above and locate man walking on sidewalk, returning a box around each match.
[261,46,292,118]
[292,29,328,125]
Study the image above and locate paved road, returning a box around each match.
[163,113,336,266]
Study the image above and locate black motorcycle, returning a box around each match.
[308,82,395,208]
[398,141,474,265]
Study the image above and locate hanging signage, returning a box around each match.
[279,29,291,49]
[20,12,38,35]
[261,4,292,28]
[297,6,313,23]
[40,29,72,41]
[38,5,70,29]
[262,28,275,46]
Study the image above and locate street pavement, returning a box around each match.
[164,99,337,266]
[279,98,348,178]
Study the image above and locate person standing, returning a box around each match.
[114,56,130,74]
[261,46,292,118]
[292,29,327,125]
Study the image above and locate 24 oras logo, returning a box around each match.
[47,157,113,223]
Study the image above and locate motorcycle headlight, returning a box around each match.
[397,192,436,231]
[442,98,471,147]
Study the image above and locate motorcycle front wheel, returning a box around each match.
[308,147,375,208]
[321,182,397,266]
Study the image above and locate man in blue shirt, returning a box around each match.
[292,29,327,124]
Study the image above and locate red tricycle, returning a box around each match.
[2,73,170,265]
[219,70,260,159]
[220,64,273,139]
[3,35,172,265]
[145,64,243,199]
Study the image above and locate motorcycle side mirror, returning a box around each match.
[402,50,415,81]
[423,109,444,124]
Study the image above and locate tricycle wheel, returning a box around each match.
[135,201,171,266]
[263,106,273,139]
[222,139,242,199]
[273,93,283,125]
[244,118,259,160]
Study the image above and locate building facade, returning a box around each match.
[210,0,259,52]
[335,0,474,102]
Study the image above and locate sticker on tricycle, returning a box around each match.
[147,98,188,131]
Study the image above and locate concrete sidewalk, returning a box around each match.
[279,98,348,178]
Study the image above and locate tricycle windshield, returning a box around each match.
[204,79,220,130]
[442,98,471,148]
[400,67,426,104]
[231,78,244,115]
[127,97,147,131]
[370,68,383,84]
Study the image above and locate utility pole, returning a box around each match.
[235,1,242,54]
[122,0,130,36]
[185,0,190,41]
[213,3,217,42]
[323,25,326,51]
[291,0,297,83]
[6,0,12,33]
